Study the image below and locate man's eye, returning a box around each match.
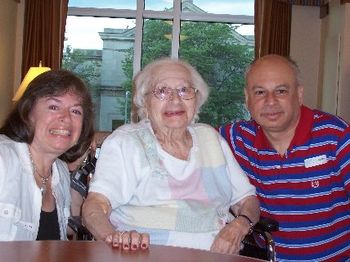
[254,90,265,96]
[276,89,288,95]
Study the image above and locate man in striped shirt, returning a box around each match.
[219,55,350,261]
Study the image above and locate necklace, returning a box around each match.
[28,149,52,194]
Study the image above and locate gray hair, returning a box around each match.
[133,57,209,121]
[244,55,302,87]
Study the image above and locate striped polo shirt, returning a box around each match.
[219,105,350,261]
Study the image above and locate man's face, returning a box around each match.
[245,56,303,136]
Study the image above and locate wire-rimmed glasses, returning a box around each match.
[150,84,198,101]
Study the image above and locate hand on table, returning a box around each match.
[105,230,150,251]
[210,217,251,255]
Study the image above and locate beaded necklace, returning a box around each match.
[29,150,52,194]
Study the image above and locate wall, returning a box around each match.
[290,6,322,109]
[336,3,350,121]
[290,1,350,122]
[0,0,19,124]
[320,1,350,122]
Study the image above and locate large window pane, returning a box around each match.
[63,17,135,131]
[68,0,136,9]
[141,19,172,66]
[182,0,254,15]
[179,21,253,126]
[64,0,254,130]
[145,0,173,11]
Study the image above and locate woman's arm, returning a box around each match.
[231,195,260,227]
[210,195,260,255]
[82,192,150,250]
[82,192,115,240]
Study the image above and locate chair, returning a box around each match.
[239,216,278,262]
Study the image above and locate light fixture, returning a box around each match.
[12,61,51,102]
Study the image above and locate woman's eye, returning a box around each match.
[49,105,59,110]
[72,109,83,115]
[180,86,189,93]
[158,86,170,95]
[159,88,166,94]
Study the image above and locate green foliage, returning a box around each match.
[62,46,101,97]
[122,20,253,126]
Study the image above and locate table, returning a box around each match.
[0,241,265,262]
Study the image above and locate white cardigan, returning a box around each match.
[0,135,71,240]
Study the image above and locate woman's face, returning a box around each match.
[146,63,197,132]
[29,92,84,157]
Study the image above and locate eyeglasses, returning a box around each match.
[150,84,198,101]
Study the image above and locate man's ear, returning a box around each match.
[244,87,249,106]
[297,85,304,105]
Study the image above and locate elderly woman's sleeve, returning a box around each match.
[219,135,256,204]
[88,130,142,209]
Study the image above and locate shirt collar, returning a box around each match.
[254,105,313,150]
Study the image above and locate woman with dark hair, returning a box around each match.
[0,70,94,240]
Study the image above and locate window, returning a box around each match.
[64,0,254,131]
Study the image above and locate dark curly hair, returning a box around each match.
[0,70,95,162]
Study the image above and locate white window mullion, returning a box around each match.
[171,0,181,58]
[133,0,145,76]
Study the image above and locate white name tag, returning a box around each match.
[304,155,327,168]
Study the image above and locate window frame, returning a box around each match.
[67,0,253,77]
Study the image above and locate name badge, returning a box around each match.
[304,155,327,168]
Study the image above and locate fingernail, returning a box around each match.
[124,244,129,249]
[132,244,137,249]
[141,243,147,248]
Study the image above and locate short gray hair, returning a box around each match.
[133,57,209,121]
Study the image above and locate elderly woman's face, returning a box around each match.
[29,92,84,156]
[146,63,197,131]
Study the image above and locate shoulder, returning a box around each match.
[0,135,26,159]
[105,121,148,143]
[101,120,155,154]
[312,109,349,130]
[192,123,219,134]
[218,119,258,140]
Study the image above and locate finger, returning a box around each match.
[121,231,131,250]
[130,230,141,250]
[140,233,150,250]
[228,241,240,255]
[210,239,230,254]
[111,231,121,248]
[105,234,113,244]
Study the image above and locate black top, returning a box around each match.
[36,208,60,240]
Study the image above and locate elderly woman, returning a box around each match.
[82,58,259,254]
[0,70,94,240]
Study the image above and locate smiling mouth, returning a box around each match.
[49,129,71,136]
[262,111,283,119]
[164,111,185,117]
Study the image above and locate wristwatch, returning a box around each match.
[238,214,254,235]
